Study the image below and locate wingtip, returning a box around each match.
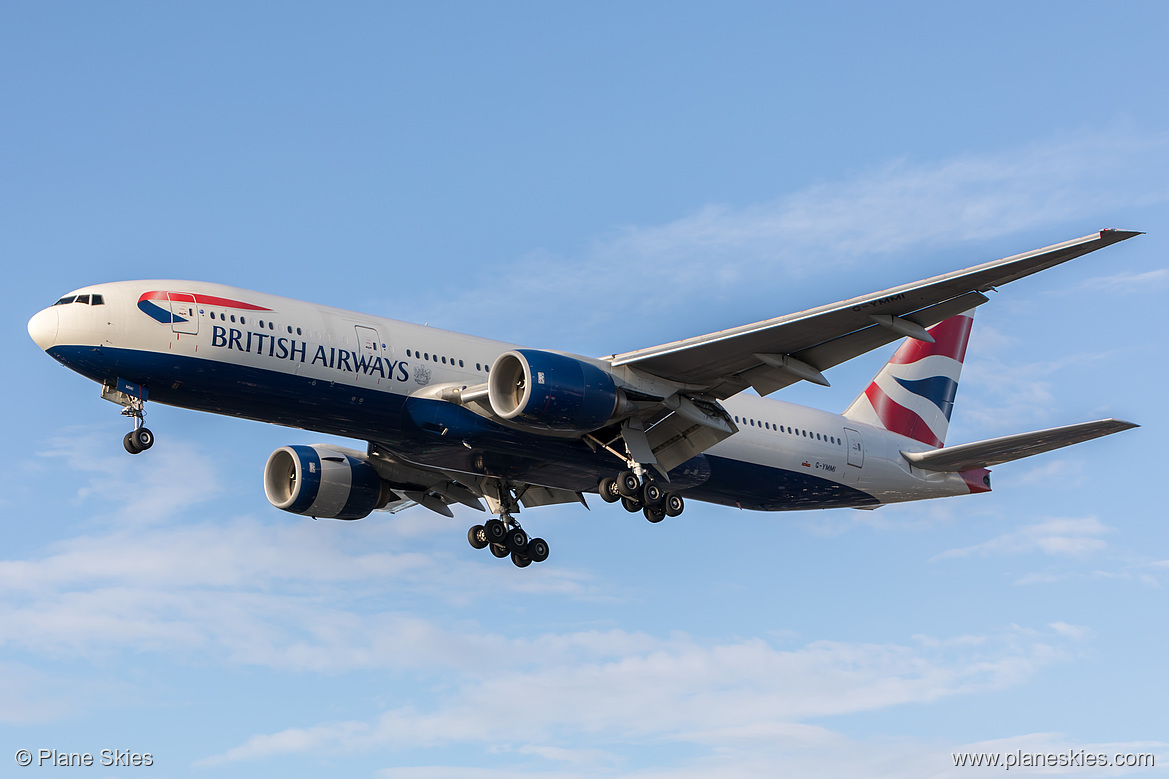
[1101,228,1144,240]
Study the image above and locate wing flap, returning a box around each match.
[902,418,1138,472]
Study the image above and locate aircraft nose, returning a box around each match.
[27,307,59,351]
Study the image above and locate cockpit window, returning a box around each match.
[52,294,105,306]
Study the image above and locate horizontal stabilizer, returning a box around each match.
[902,418,1138,472]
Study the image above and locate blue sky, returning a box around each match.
[3,3,1167,777]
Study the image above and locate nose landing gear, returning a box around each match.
[120,398,154,454]
[103,379,154,455]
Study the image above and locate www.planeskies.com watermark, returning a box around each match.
[953,749,1155,770]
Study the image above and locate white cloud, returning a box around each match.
[1053,268,1169,296]
[201,624,1073,766]
[933,517,1114,561]
[959,329,1127,434]
[363,731,1167,779]
[383,128,1169,349]
[1047,622,1094,641]
[0,516,608,668]
[34,427,221,526]
[1011,458,1082,487]
[0,661,131,724]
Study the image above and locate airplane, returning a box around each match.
[27,229,1141,568]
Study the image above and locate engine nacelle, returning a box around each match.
[487,349,621,432]
[263,445,392,520]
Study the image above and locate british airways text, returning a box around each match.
[211,326,410,381]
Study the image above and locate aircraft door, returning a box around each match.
[168,293,198,335]
[354,325,382,381]
[844,427,864,468]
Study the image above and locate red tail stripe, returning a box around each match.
[863,383,943,447]
[888,314,973,366]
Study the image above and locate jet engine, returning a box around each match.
[263,444,393,520]
[487,349,624,432]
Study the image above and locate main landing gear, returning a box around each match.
[598,469,685,523]
[120,396,154,455]
[466,485,549,568]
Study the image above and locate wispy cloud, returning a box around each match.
[34,427,221,527]
[384,128,1169,351]
[1052,268,1169,296]
[201,624,1074,767]
[960,327,1127,434]
[933,517,1113,561]
[0,517,606,667]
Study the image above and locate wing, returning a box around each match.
[366,441,587,517]
[901,418,1139,472]
[607,230,1141,399]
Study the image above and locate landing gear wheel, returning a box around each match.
[484,518,507,544]
[123,431,142,455]
[664,492,685,517]
[505,527,529,554]
[643,505,666,523]
[511,551,532,568]
[489,543,510,558]
[527,538,549,563]
[133,428,154,451]
[468,525,489,550]
[621,496,642,513]
[642,482,663,505]
[616,470,641,499]
[598,477,621,503]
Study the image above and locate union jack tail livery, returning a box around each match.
[842,311,976,448]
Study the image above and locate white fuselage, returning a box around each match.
[28,280,984,511]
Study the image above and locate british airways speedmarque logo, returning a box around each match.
[137,291,272,324]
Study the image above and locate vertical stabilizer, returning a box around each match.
[842,311,976,447]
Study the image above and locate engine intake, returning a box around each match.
[263,444,392,520]
[487,349,621,432]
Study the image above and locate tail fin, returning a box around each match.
[842,311,976,447]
